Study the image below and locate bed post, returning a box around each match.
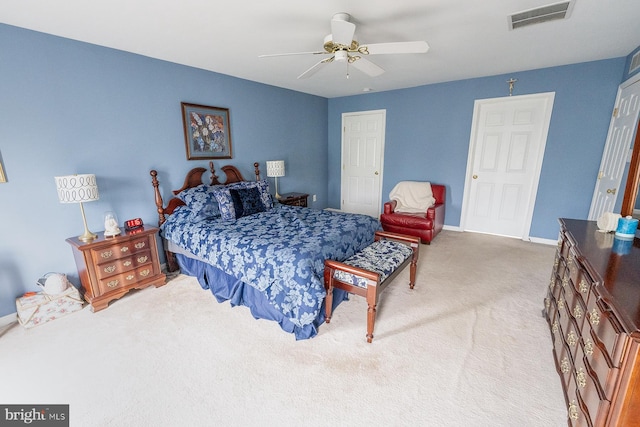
[209,161,219,185]
[254,162,261,181]
[150,170,166,226]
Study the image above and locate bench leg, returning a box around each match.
[324,269,334,323]
[366,304,376,343]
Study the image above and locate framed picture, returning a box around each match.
[181,102,233,160]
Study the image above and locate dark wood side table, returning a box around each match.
[66,226,166,312]
[278,192,309,207]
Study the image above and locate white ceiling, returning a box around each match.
[1,0,639,98]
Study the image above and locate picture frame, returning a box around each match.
[0,161,5,183]
[181,102,233,160]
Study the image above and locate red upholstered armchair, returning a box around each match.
[379,184,445,244]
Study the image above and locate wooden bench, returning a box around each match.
[323,231,420,343]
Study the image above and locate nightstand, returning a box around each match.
[278,192,309,207]
[66,226,166,312]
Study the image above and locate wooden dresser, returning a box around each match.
[544,218,640,426]
[66,226,166,312]
[278,192,309,207]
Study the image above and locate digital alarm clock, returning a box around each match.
[124,217,144,231]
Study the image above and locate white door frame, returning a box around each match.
[340,110,386,216]
[460,92,555,239]
[587,73,640,219]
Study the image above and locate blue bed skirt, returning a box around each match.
[176,254,349,340]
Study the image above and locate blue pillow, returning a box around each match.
[177,184,221,220]
[226,179,273,210]
[230,187,266,218]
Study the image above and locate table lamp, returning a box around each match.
[266,160,285,199]
[55,174,100,242]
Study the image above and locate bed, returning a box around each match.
[149,161,381,339]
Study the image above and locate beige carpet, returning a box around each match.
[0,230,567,426]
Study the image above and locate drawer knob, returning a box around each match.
[560,356,570,374]
[573,305,583,320]
[552,320,559,334]
[137,256,148,263]
[584,338,594,356]
[101,250,113,259]
[589,308,600,326]
[123,261,132,267]
[121,246,129,253]
[104,265,116,274]
[567,330,577,347]
[135,242,146,249]
[126,274,135,280]
[107,279,119,288]
[576,367,587,388]
[568,400,579,421]
[557,297,565,309]
[140,269,150,277]
[579,279,588,294]
[562,277,569,288]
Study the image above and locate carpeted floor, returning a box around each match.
[0,230,567,426]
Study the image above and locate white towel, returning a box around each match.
[389,181,435,213]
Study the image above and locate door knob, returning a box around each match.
[374,171,379,175]
[606,188,617,194]
[473,174,478,179]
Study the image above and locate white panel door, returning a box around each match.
[341,110,385,217]
[462,93,555,238]
[588,79,640,220]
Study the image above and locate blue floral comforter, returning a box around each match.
[161,204,381,331]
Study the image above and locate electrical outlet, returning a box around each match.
[313,194,317,202]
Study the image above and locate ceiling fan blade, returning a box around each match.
[351,57,385,77]
[331,15,356,46]
[297,57,334,79]
[364,41,430,55]
[259,51,328,58]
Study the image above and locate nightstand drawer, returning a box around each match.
[91,236,151,264]
[95,250,152,280]
[98,264,157,294]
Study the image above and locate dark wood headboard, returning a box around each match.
[150,161,261,226]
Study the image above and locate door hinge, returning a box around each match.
[613,107,619,118]
[598,170,604,180]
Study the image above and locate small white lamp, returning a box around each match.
[266,160,285,199]
[55,174,100,242]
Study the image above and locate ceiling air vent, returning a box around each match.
[509,1,574,30]
[630,51,640,75]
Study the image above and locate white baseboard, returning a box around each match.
[529,236,558,246]
[0,312,17,328]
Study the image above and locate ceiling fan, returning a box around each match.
[259,12,430,79]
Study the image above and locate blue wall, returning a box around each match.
[328,59,626,240]
[0,21,631,318]
[0,24,328,316]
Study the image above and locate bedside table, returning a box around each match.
[278,192,309,207]
[66,226,166,312]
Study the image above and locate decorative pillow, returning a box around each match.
[226,180,273,210]
[230,187,266,218]
[177,184,221,221]
[212,187,236,221]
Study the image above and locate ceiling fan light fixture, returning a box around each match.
[335,50,348,63]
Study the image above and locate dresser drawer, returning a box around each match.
[583,331,619,401]
[98,264,157,294]
[95,250,152,280]
[563,285,587,330]
[586,296,625,367]
[91,236,151,264]
[566,373,591,427]
[574,345,610,427]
